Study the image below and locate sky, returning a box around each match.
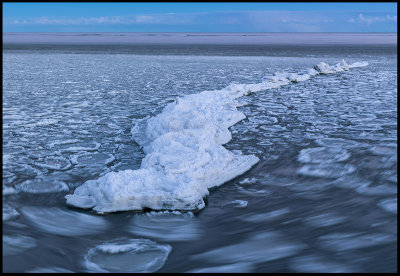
[3,2,398,32]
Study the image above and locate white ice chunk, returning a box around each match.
[314,62,335,74]
[273,72,310,83]
[84,238,171,273]
[333,63,344,72]
[66,132,259,213]
[307,68,319,76]
[339,59,350,71]
[239,177,257,184]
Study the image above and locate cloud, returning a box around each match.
[348,13,397,25]
[3,10,397,32]
[358,13,386,25]
[6,16,126,25]
[3,10,338,26]
[135,15,158,23]
[386,14,397,21]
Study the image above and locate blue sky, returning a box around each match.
[3,2,397,32]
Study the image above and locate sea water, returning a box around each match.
[2,33,397,272]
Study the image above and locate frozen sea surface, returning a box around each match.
[3,38,397,272]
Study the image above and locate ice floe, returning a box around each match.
[83,238,171,273]
[66,60,368,213]
[16,177,69,194]
[331,175,396,196]
[191,231,307,264]
[71,152,115,167]
[378,198,397,214]
[186,262,255,273]
[3,185,18,196]
[297,147,351,163]
[21,207,109,236]
[297,163,356,178]
[369,145,397,156]
[318,232,396,251]
[3,234,37,256]
[303,212,347,228]
[26,267,74,273]
[315,137,362,149]
[60,141,101,152]
[289,255,358,273]
[127,211,201,241]
[34,156,72,170]
[3,203,19,221]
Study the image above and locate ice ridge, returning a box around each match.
[65,60,368,214]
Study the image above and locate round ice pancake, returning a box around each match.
[297,163,356,178]
[297,147,350,163]
[127,211,201,241]
[84,238,171,273]
[16,177,69,194]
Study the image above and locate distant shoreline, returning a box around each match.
[3,32,397,45]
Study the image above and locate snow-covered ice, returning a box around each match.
[65,60,369,213]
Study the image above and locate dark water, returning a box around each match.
[2,34,397,272]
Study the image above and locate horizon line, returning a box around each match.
[3,31,398,33]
